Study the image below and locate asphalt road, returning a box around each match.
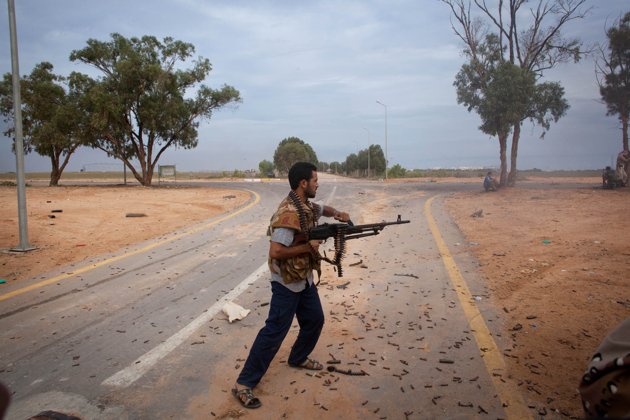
[0,176,535,419]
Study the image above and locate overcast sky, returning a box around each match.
[1,0,628,173]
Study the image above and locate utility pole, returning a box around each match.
[376,100,388,180]
[363,127,370,178]
[7,0,34,252]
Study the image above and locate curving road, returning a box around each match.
[0,176,535,419]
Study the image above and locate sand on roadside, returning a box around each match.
[0,185,250,283]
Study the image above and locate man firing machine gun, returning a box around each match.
[233,162,410,409]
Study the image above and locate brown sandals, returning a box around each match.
[232,386,262,409]
[232,358,322,409]
[291,357,324,370]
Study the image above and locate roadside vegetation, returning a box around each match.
[0,168,601,183]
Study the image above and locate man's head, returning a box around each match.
[487,171,492,176]
[288,162,318,198]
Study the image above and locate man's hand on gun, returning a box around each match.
[308,239,321,254]
[333,211,350,223]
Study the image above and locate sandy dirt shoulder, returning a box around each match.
[444,182,630,417]
[0,185,250,283]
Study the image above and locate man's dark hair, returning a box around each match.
[288,162,317,190]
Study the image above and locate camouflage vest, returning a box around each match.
[268,192,321,283]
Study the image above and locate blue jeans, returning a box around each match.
[236,281,325,388]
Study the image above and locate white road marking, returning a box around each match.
[326,186,337,204]
[102,262,269,388]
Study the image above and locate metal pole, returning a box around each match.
[354,140,359,177]
[8,0,34,252]
[376,100,388,180]
[363,127,370,178]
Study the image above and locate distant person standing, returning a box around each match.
[602,166,619,189]
[616,150,629,186]
[483,171,499,192]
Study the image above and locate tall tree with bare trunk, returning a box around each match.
[0,63,93,186]
[442,0,587,185]
[70,33,241,186]
[454,34,535,185]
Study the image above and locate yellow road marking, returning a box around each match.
[0,189,261,302]
[424,196,532,419]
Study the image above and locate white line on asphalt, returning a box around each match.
[325,186,336,205]
[102,262,269,388]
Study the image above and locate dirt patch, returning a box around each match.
[0,185,250,283]
[444,184,630,417]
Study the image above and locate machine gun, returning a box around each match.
[301,215,410,277]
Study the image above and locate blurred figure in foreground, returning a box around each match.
[579,317,630,418]
[0,383,9,420]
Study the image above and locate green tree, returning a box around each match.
[329,161,342,174]
[69,33,241,186]
[455,35,538,185]
[348,144,386,178]
[367,144,386,177]
[479,62,536,184]
[273,137,318,174]
[597,12,630,152]
[0,62,93,186]
[258,159,274,177]
[344,153,359,175]
[357,149,369,177]
[388,164,407,178]
[443,0,587,185]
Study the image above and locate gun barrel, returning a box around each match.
[349,220,410,231]
[345,231,382,240]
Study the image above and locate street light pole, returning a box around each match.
[7,0,34,252]
[363,127,370,178]
[376,100,388,180]
[354,140,359,177]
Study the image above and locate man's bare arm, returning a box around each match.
[322,205,350,222]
